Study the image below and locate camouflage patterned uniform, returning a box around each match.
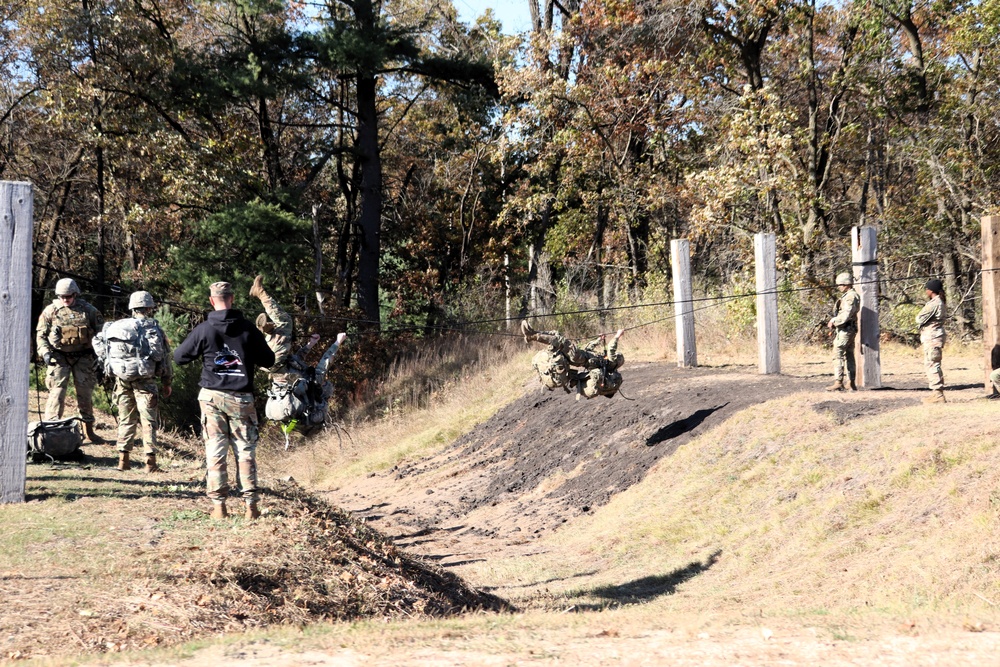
[256,290,295,382]
[575,336,625,399]
[917,293,946,391]
[114,312,173,456]
[36,295,104,423]
[529,333,585,392]
[198,387,260,503]
[829,287,861,387]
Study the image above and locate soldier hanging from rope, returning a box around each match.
[520,321,625,399]
[250,275,347,431]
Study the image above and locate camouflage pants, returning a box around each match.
[115,377,160,455]
[198,388,259,503]
[924,343,944,391]
[832,329,856,383]
[45,354,98,423]
[990,368,1000,393]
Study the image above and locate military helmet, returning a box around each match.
[55,278,80,296]
[128,290,155,310]
[835,272,853,286]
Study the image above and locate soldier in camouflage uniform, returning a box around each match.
[35,278,106,443]
[825,272,860,392]
[575,330,626,400]
[521,321,625,399]
[250,275,348,423]
[917,279,947,403]
[110,291,173,473]
[173,281,274,520]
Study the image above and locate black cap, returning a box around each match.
[925,279,943,294]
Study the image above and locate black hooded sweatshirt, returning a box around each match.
[173,309,275,393]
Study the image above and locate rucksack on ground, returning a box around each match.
[94,318,165,381]
[27,418,85,462]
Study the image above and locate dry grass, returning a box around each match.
[458,341,1000,626]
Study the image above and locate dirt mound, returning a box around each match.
[2,446,509,661]
[335,363,897,561]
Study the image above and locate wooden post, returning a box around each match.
[982,216,1000,393]
[0,181,33,504]
[851,226,881,389]
[754,233,780,374]
[671,239,697,367]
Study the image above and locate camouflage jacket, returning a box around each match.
[36,298,104,357]
[916,295,946,346]
[830,289,860,331]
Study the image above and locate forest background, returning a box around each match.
[2,0,999,423]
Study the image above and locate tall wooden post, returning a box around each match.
[982,216,1000,393]
[671,239,697,367]
[0,181,33,504]
[851,226,881,389]
[755,233,780,374]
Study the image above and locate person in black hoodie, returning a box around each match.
[174,281,275,520]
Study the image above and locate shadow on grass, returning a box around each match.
[567,550,721,609]
[26,476,204,502]
[646,405,728,446]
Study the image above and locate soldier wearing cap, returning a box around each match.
[917,278,947,403]
[826,272,860,392]
[35,278,106,442]
[106,291,173,473]
[173,281,274,520]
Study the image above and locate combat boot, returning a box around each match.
[825,379,845,392]
[245,501,261,521]
[249,274,266,300]
[83,421,106,444]
[145,454,161,473]
[117,451,130,471]
[922,390,947,404]
[520,320,537,342]
[211,501,228,520]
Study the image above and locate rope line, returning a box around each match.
[30,261,989,342]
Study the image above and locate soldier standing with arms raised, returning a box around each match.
[826,272,860,392]
[173,282,275,520]
[35,278,106,443]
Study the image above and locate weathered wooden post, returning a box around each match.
[671,239,697,367]
[0,181,33,504]
[982,215,1000,393]
[754,232,780,374]
[851,226,881,388]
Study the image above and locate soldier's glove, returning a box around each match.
[43,352,55,366]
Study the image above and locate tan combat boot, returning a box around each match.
[520,320,537,342]
[922,390,947,404]
[145,454,161,473]
[117,451,130,471]
[211,501,228,520]
[245,501,261,520]
[249,274,265,300]
[83,421,106,444]
[825,379,845,392]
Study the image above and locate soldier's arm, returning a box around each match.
[915,301,936,328]
[35,309,53,359]
[89,305,105,334]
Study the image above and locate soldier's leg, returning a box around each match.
[116,380,140,452]
[134,379,160,456]
[224,392,259,505]
[845,333,857,389]
[199,389,232,503]
[925,344,944,391]
[72,357,99,424]
[44,363,72,421]
[252,276,293,337]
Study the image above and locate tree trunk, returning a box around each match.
[354,69,382,328]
